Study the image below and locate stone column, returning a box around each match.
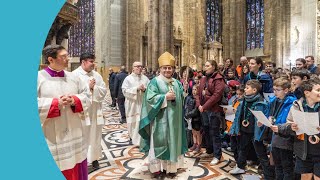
[148,0,174,71]
[150,0,159,71]
[222,0,246,64]
[317,0,320,62]
[229,0,236,61]
[222,0,231,60]
[122,0,146,71]
[235,0,246,64]
[264,0,291,67]
[159,0,174,55]
[147,2,153,71]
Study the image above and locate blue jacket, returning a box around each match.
[308,64,318,74]
[269,94,296,150]
[269,94,296,125]
[244,71,273,93]
[229,99,269,141]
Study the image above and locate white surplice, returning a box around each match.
[73,67,107,163]
[121,73,149,145]
[37,70,91,171]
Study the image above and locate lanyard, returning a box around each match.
[248,71,261,80]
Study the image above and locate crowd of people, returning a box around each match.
[38,43,320,180]
[110,53,320,180]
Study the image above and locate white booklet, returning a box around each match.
[220,105,235,122]
[249,109,272,127]
[291,109,319,135]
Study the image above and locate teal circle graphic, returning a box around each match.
[0,0,66,179]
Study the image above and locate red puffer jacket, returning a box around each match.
[196,72,225,112]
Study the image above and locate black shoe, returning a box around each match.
[121,118,127,124]
[151,171,162,179]
[166,173,176,179]
[92,160,100,169]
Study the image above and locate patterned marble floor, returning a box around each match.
[88,94,261,180]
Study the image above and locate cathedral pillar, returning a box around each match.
[222,0,230,60]
[235,0,246,63]
[159,0,174,59]
[264,0,291,67]
[148,0,174,71]
[222,0,246,65]
[317,0,320,62]
[149,0,159,71]
[229,0,236,61]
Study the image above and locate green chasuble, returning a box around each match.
[139,75,188,162]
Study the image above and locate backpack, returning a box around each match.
[205,75,228,105]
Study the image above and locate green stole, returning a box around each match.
[139,74,188,162]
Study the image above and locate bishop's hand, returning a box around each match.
[166,91,176,101]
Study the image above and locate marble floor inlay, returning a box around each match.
[88,94,261,180]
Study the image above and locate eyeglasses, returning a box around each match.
[273,88,283,92]
[134,65,143,68]
[57,54,70,60]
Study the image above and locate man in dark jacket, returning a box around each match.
[114,66,128,123]
[109,68,117,107]
[306,55,318,74]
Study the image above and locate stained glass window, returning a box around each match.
[68,0,95,57]
[206,0,222,42]
[246,0,264,50]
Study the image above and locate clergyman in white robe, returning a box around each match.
[73,66,107,164]
[37,69,91,172]
[122,62,150,146]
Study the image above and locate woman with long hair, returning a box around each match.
[197,60,226,165]
[240,64,249,84]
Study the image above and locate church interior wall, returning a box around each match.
[290,0,317,65]
[48,0,320,83]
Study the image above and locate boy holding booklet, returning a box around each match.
[277,78,320,180]
[229,80,275,179]
[269,78,296,180]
